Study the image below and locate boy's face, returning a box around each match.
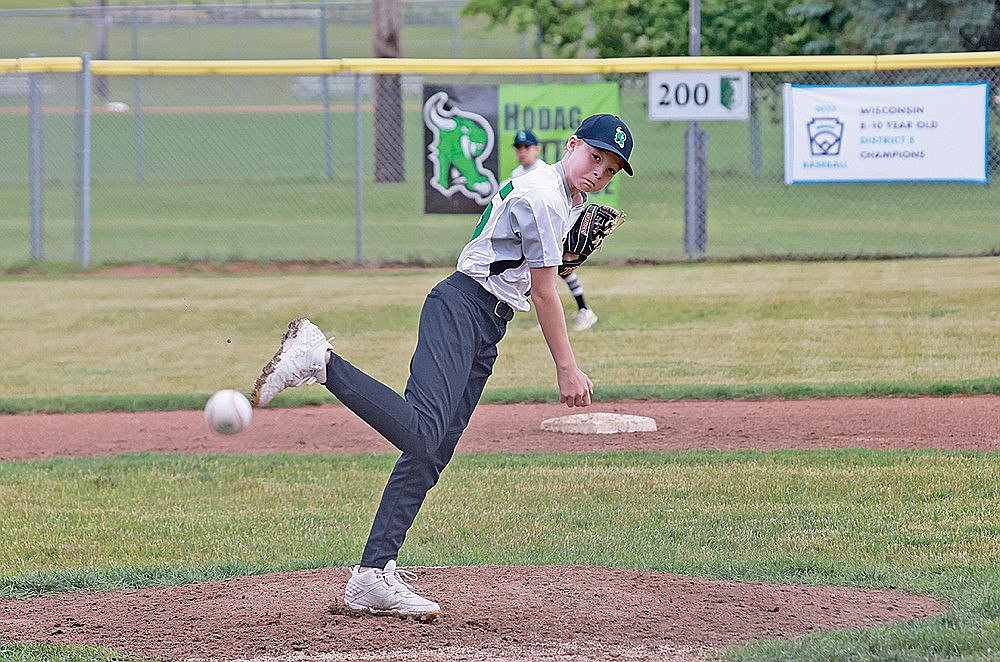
[562,136,625,193]
[513,143,541,167]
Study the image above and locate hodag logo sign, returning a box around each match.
[423,82,621,214]
[423,86,499,214]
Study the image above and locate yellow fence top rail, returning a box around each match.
[93,59,345,76]
[15,56,82,74]
[4,52,1000,75]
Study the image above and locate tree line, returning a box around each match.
[462,0,1000,57]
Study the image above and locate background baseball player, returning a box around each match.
[250,113,634,621]
[511,129,600,332]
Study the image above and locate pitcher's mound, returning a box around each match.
[0,565,945,662]
[541,412,658,434]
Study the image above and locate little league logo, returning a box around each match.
[807,117,844,156]
[423,91,499,206]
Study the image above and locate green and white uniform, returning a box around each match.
[458,162,586,312]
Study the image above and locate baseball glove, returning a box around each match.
[559,203,626,275]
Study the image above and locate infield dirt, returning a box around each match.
[0,395,995,661]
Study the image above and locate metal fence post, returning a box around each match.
[354,73,364,264]
[28,54,43,261]
[132,7,146,182]
[684,124,708,258]
[77,52,92,268]
[750,86,761,176]
[684,0,708,260]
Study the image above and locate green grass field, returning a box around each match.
[1,450,999,660]
[0,256,997,660]
[0,254,997,655]
[1,258,997,407]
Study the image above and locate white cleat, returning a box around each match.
[344,560,440,621]
[250,317,334,408]
[572,307,598,332]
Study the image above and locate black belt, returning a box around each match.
[446,272,515,322]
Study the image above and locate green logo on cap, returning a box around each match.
[614,127,627,148]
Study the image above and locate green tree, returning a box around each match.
[463,0,837,57]
[698,0,832,55]
[585,0,687,57]
[461,0,590,57]
[791,0,1000,54]
[786,1,851,54]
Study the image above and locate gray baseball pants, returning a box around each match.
[323,271,512,569]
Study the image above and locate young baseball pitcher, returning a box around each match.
[510,129,599,331]
[250,113,634,620]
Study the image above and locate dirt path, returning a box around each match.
[0,395,995,661]
[2,396,997,462]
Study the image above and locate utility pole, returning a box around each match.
[94,0,110,99]
[372,0,404,182]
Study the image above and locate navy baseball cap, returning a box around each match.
[512,129,538,147]
[574,114,634,175]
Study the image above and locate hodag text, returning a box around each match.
[504,105,583,133]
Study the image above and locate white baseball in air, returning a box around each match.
[204,389,253,435]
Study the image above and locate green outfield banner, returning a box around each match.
[498,82,621,208]
[422,82,621,214]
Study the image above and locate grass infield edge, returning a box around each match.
[0,378,996,415]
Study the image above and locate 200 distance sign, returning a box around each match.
[647,70,750,122]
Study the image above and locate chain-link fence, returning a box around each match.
[0,1,526,60]
[0,56,998,267]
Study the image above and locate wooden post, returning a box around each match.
[94,0,110,100]
[372,0,404,182]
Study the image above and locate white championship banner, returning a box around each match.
[783,82,989,184]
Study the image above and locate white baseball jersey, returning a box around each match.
[457,162,586,312]
[510,158,547,180]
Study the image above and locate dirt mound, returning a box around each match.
[0,565,945,662]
